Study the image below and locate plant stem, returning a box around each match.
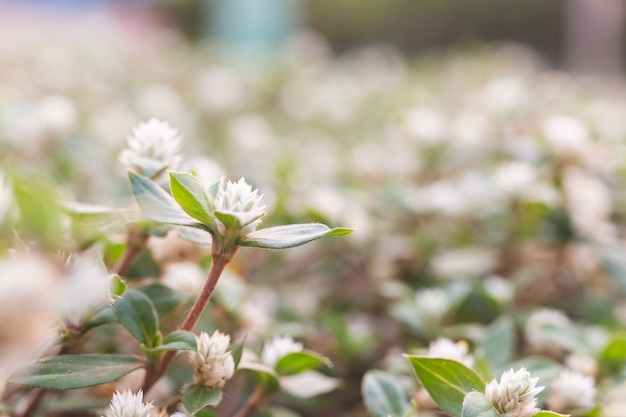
[17,388,46,417]
[143,239,237,392]
[231,386,266,417]
[114,223,149,276]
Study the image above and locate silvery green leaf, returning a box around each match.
[129,172,204,228]
[279,371,341,398]
[241,224,354,249]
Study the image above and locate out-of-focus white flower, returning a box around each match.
[546,369,596,414]
[415,288,451,322]
[403,107,446,144]
[195,68,245,115]
[229,114,274,153]
[188,331,235,388]
[104,389,153,417]
[493,161,537,196]
[56,257,112,326]
[542,115,591,159]
[482,76,528,114]
[565,352,598,378]
[430,248,496,280]
[426,337,474,368]
[485,367,544,417]
[562,166,616,243]
[119,118,183,176]
[148,229,210,266]
[524,308,570,352]
[0,170,12,226]
[214,178,266,237]
[161,261,204,295]
[34,94,78,136]
[483,275,515,304]
[601,382,626,417]
[261,336,304,368]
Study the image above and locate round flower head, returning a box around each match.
[546,369,596,414]
[213,177,266,237]
[119,118,183,176]
[426,337,474,369]
[188,330,235,388]
[103,389,153,417]
[485,367,544,417]
[261,336,304,368]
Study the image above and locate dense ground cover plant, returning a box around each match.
[2,13,626,417]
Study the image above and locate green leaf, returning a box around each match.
[136,283,189,318]
[181,384,223,414]
[601,332,626,362]
[275,350,332,375]
[83,305,118,332]
[129,171,203,228]
[232,337,245,370]
[239,361,280,392]
[110,274,126,297]
[169,171,216,226]
[279,371,341,398]
[533,412,570,417]
[461,392,501,417]
[214,209,265,229]
[114,289,160,348]
[481,316,515,371]
[362,370,410,417]
[241,224,354,249]
[11,354,144,390]
[152,330,198,352]
[406,356,485,417]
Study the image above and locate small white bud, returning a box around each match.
[214,177,266,237]
[546,369,596,414]
[188,331,235,388]
[426,337,474,369]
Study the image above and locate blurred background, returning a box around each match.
[3,1,626,416]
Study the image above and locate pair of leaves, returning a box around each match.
[130,172,353,249]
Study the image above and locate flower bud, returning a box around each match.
[485,367,544,417]
[188,330,235,388]
[103,389,153,417]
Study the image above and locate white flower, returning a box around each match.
[161,261,204,295]
[427,337,474,368]
[565,352,598,377]
[542,115,591,159]
[0,170,12,226]
[214,178,266,237]
[485,367,544,417]
[415,288,450,322]
[104,389,153,417]
[403,107,446,144]
[493,161,537,196]
[119,118,182,175]
[483,275,515,304]
[525,308,571,351]
[546,369,596,414]
[262,336,304,368]
[188,330,235,388]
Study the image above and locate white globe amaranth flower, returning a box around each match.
[214,177,266,237]
[485,367,544,417]
[103,389,153,417]
[546,369,596,414]
[261,336,304,368]
[426,337,474,369]
[415,288,451,323]
[188,330,235,388]
[119,118,183,176]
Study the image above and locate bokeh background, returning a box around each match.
[3,1,626,416]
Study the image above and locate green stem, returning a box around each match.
[143,238,238,393]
